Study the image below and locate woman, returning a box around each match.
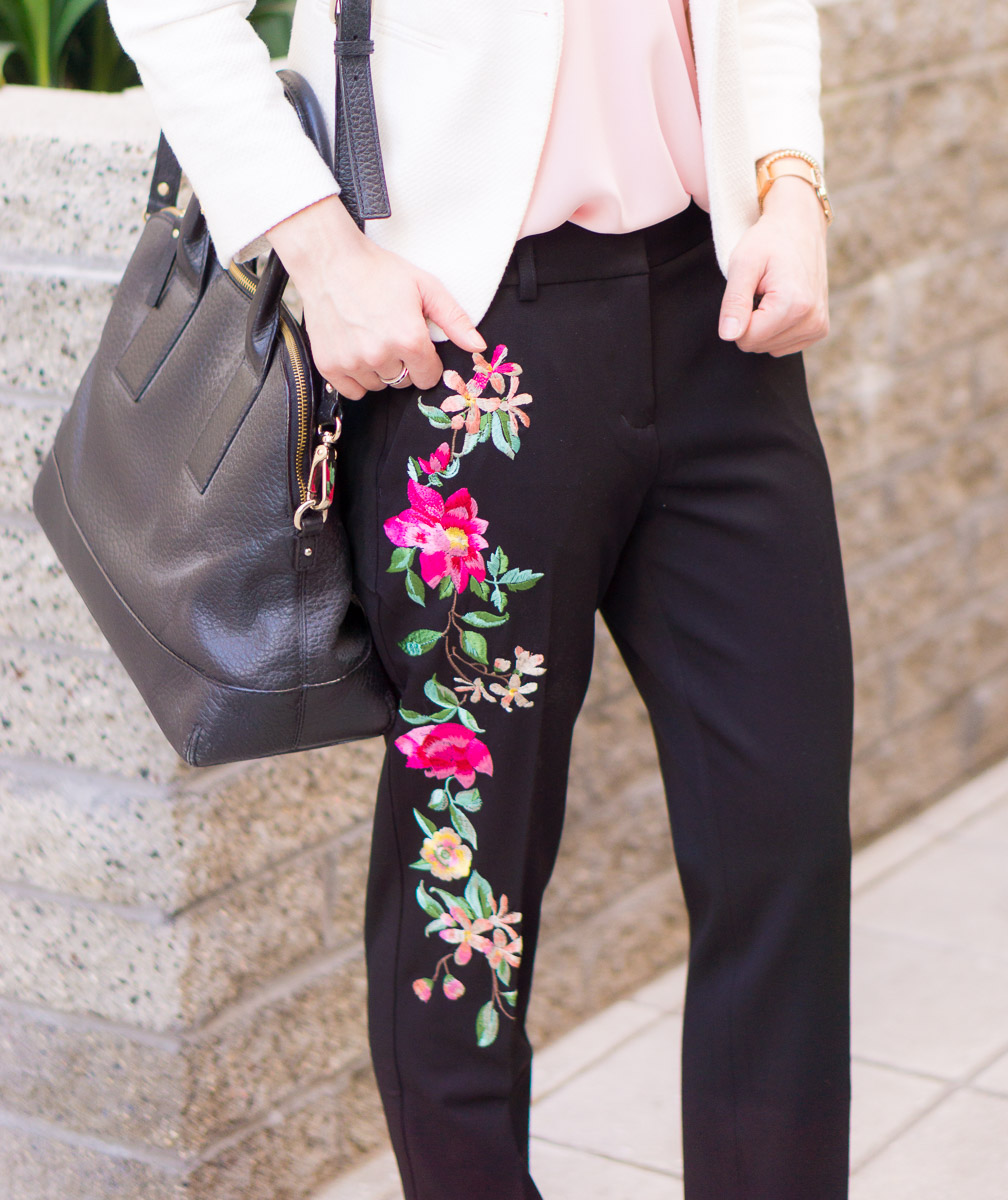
[106,2,854,1198]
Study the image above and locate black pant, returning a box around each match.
[338,203,854,1200]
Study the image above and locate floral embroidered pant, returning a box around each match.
[337,202,854,1200]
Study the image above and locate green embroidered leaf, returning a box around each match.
[461,630,489,665]
[398,707,432,725]
[464,869,494,918]
[438,576,455,600]
[387,547,414,573]
[413,809,438,838]
[449,803,478,850]
[496,960,511,985]
[476,1001,500,1047]
[491,410,516,459]
[398,629,442,656]
[407,458,419,482]
[502,990,518,1007]
[510,430,521,454]
[469,577,491,601]
[442,456,461,479]
[424,917,453,936]
[455,707,485,733]
[432,888,473,919]
[416,881,443,918]
[427,789,449,812]
[405,569,426,607]
[487,546,508,576]
[429,706,457,723]
[478,415,493,443]
[409,859,431,872]
[460,610,508,628]
[424,676,458,709]
[427,475,443,488]
[452,787,483,813]
[461,430,480,457]
[418,399,453,428]
[490,587,508,614]
[500,569,544,592]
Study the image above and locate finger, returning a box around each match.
[328,373,368,402]
[375,357,409,387]
[417,272,487,354]
[719,252,765,342]
[399,331,444,391]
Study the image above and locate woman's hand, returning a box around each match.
[717,176,830,357]
[265,195,486,399]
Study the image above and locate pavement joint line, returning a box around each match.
[528,1134,684,1180]
[849,1019,1008,1174]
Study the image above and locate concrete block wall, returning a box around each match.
[1,1,1007,1193]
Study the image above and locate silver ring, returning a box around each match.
[378,363,410,386]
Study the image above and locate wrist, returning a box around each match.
[755,150,833,226]
[265,194,366,280]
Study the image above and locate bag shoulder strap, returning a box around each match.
[333,0,391,228]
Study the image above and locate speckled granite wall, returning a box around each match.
[2,2,1008,1192]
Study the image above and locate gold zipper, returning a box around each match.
[228,263,311,508]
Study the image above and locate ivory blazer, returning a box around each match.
[106,0,826,338]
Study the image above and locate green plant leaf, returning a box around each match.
[464,869,493,918]
[500,568,544,591]
[424,676,458,709]
[407,457,419,482]
[461,629,488,665]
[437,576,454,599]
[469,577,490,600]
[487,547,508,575]
[449,803,478,850]
[427,789,449,812]
[502,990,518,1007]
[418,399,452,428]
[405,568,425,607]
[455,707,484,733]
[408,859,430,872]
[397,706,431,725]
[432,888,473,919]
[413,809,438,838]
[452,788,483,813]
[387,546,414,573]
[398,629,442,656]
[428,706,457,723]
[461,430,480,456]
[496,960,511,985]
[491,410,515,458]
[416,881,443,919]
[476,1001,500,1047]
[460,610,508,628]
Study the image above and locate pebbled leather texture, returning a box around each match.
[335,0,391,226]
[31,65,397,766]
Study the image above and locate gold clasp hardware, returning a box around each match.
[293,423,341,531]
[329,0,340,22]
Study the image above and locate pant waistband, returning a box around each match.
[499,201,713,292]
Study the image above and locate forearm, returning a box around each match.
[106,0,340,265]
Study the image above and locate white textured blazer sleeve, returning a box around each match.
[736,0,826,166]
[106,0,341,266]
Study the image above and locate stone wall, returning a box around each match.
[1,2,1007,1194]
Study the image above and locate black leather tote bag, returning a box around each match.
[32,24,397,766]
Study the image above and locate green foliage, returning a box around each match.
[0,0,293,90]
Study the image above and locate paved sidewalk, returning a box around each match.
[319,757,1008,1200]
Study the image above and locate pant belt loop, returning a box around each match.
[517,238,538,302]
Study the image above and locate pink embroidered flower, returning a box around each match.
[440,905,493,965]
[493,656,511,672]
[453,675,495,704]
[413,977,433,1002]
[488,673,538,711]
[497,375,533,435]
[394,723,494,787]
[485,928,523,972]
[419,827,473,881]
[419,442,452,475]
[383,479,489,590]
[472,345,521,395]
[440,370,499,434]
[442,974,466,1000]
[514,647,546,677]
[488,893,522,932]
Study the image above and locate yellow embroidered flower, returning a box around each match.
[420,828,473,881]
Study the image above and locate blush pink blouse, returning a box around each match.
[517,0,710,239]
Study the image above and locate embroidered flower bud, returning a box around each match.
[443,974,466,1001]
[413,978,434,1003]
[419,443,452,475]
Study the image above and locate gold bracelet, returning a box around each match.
[755,150,833,225]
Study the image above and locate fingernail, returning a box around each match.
[720,317,740,341]
[469,330,487,352]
